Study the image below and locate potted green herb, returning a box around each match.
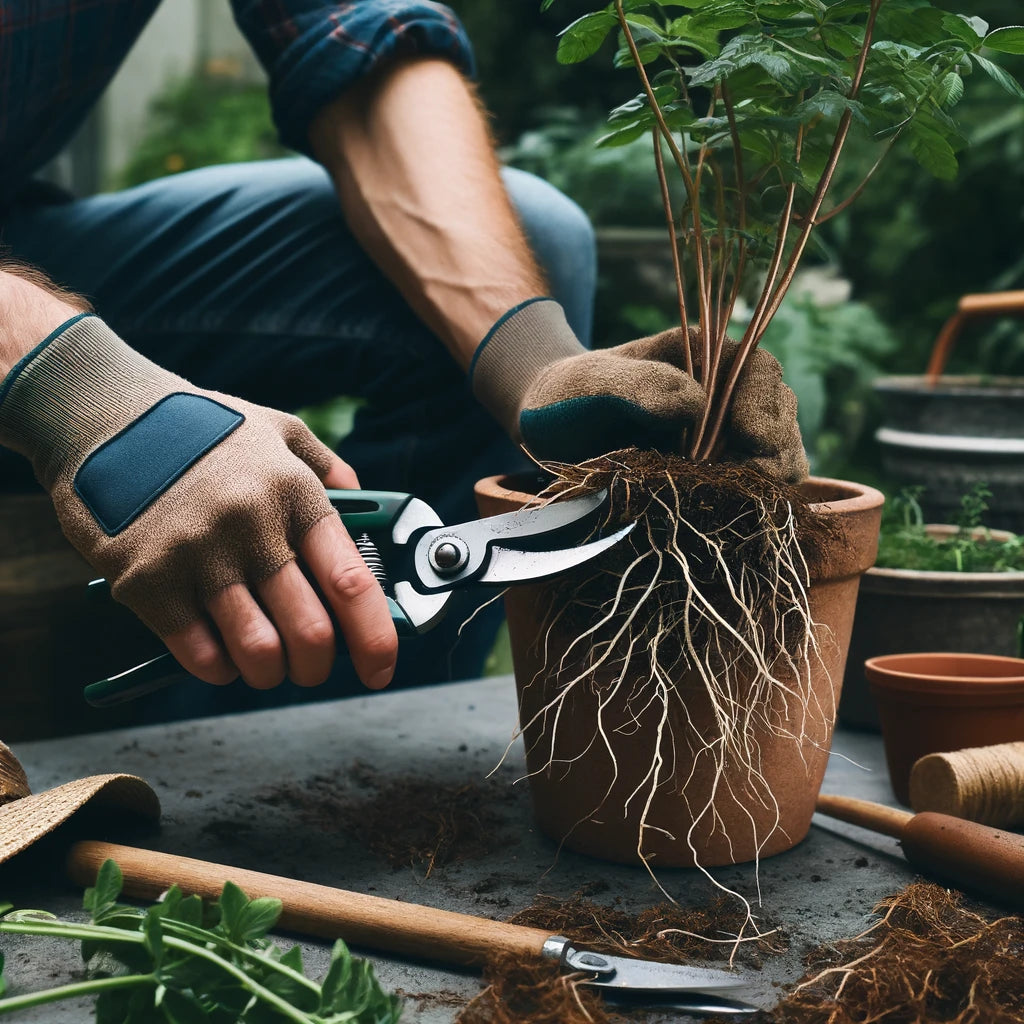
[477,1,1022,880]
[842,484,1024,729]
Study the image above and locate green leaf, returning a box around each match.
[215,881,248,940]
[935,71,964,108]
[557,12,617,65]
[984,26,1024,55]
[234,897,281,944]
[159,988,207,1024]
[940,13,983,47]
[970,53,1024,100]
[143,908,164,965]
[84,860,123,920]
[0,903,13,918]
[596,121,650,147]
[908,122,959,180]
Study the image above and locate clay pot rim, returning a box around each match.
[866,652,1024,695]
[477,472,884,516]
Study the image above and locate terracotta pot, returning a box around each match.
[475,473,884,867]
[840,526,1024,731]
[866,652,1024,805]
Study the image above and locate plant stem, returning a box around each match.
[652,125,692,373]
[0,921,317,1024]
[697,0,883,460]
[0,973,154,1013]
[614,0,713,382]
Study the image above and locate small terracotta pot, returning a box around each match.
[866,652,1024,805]
[475,473,884,867]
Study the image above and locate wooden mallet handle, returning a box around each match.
[67,841,554,967]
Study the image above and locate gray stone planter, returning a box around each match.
[874,375,1024,533]
[840,525,1024,730]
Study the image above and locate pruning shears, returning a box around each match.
[85,488,633,708]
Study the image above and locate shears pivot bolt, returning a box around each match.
[429,537,470,575]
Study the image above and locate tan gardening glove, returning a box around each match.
[0,313,339,637]
[471,300,807,485]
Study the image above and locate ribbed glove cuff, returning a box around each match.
[0,314,183,489]
[469,298,586,439]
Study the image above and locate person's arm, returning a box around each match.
[308,57,546,369]
[0,267,398,692]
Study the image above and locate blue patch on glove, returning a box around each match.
[75,392,244,535]
[520,395,680,464]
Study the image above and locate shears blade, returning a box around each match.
[476,522,633,585]
[411,488,633,593]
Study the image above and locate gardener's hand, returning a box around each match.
[471,305,806,485]
[0,314,397,691]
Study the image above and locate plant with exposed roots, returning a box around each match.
[500,0,1022,904]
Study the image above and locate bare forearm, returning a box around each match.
[0,266,90,377]
[309,58,547,371]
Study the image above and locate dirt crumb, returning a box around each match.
[255,765,519,874]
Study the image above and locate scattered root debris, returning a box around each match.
[457,955,621,1024]
[739,883,1024,1024]
[255,763,518,875]
[456,889,787,1024]
[509,891,787,968]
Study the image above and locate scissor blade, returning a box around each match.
[464,488,609,543]
[600,989,761,1016]
[565,947,752,994]
[477,522,634,585]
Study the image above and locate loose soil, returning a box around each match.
[255,763,518,875]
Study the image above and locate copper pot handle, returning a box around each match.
[925,290,1024,381]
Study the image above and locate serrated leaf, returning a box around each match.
[935,71,964,108]
[557,12,617,65]
[970,53,1024,99]
[984,26,1024,55]
[908,122,958,180]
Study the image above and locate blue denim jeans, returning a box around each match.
[0,158,597,717]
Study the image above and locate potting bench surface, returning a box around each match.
[1,676,973,1021]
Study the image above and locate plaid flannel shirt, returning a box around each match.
[0,0,473,201]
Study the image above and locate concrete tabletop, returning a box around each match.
[2,675,924,1022]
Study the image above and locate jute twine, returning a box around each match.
[909,741,1024,827]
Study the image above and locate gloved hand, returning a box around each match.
[0,313,397,688]
[471,301,807,485]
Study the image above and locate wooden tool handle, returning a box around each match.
[67,841,554,967]
[814,793,912,838]
[901,813,1024,910]
[816,794,1024,910]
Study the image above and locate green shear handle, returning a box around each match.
[84,490,426,708]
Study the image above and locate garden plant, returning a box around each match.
[498,0,1024,892]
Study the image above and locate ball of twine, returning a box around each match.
[909,741,1024,827]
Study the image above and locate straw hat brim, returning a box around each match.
[0,774,160,865]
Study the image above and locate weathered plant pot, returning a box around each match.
[840,526,1024,731]
[475,474,883,867]
[875,290,1024,532]
[874,375,1024,532]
